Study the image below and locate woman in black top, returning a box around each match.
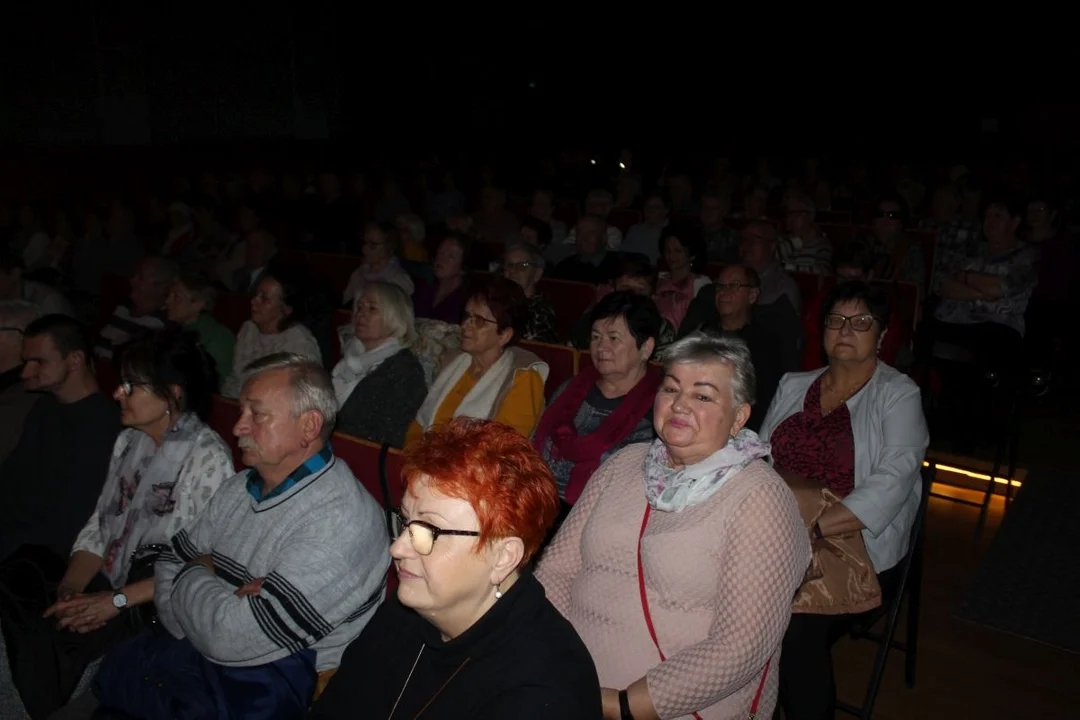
[310,418,600,719]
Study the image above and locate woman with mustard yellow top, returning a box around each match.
[406,276,548,446]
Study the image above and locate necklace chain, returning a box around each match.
[387,644,471,720]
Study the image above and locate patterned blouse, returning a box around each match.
[524,292,558,344]
[769,374,856,497]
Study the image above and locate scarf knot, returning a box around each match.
[643,429,770,512]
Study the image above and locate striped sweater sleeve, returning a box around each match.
[156,484,386,666]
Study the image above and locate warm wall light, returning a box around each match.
[923,461,1022,487]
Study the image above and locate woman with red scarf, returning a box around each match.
[533,291,663,526]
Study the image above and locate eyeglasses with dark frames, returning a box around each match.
[502,261,536,272]
[461,312,498,328]
[824,313,877,332]
[117,379,150,397]
[392,509,480,556]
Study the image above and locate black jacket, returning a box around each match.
[310,573,601,719]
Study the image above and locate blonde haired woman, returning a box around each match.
[333,281,427,448]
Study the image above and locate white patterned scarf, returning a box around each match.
[331,336,404,406]
[643,429,771,512]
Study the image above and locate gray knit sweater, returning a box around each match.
[154,451,390,671]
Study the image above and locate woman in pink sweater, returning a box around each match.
[537,333,810,720]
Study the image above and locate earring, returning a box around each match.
[494,583,503,600]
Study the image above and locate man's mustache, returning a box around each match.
[237,437,259,451]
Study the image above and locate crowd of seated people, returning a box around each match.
[0,151,1074,718]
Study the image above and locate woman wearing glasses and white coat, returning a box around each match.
[310,418,601,719]
[758,281,929,720]
[404,276,548,447]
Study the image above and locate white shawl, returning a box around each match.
[415,348,548,430]
[331,337,404,406]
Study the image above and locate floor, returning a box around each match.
[831,485,1080,719]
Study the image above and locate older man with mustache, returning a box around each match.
[90,353,390,718]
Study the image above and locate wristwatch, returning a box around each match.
[112,589,129,610]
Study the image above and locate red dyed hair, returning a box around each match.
[402,417,559,563]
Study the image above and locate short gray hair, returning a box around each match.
[504,242,545,270]
[661,332,756,407]
[0,300,40,331]
[355,280,417,345]
[243,352,338,441]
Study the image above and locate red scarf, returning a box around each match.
[532,362,662,504]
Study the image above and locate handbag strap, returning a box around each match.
[637,504,771,720]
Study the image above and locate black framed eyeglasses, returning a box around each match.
[118,379,149,397]
[392,509,480,556]
[502,261,536,272]
[824,313,877,332]
[461,312,498,328]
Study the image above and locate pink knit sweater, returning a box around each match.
[536,443,810,720]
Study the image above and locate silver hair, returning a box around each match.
[661,332,756,407]
[354,280,417,345]
[504,242,546,270]
[0,300,40,331]
[242,352,339,441]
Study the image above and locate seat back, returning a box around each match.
[215,293,251,334]
[608,208,641,234]
[208,395,244,468]
[519,340,578,400]
[95,357,120,396]
[303,252,361,301]
[536,278,598,342]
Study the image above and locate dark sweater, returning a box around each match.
[336,349,427,448]
[310,573,601,720]
[0,392,121,562]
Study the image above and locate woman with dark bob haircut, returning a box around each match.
[311,418,601,719]
[2,330,235,717]
[534,291,662,519]
[759,281,929,719]
[406,276,549,445]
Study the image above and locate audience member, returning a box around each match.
[549,190,623,264]
[406,277,547,445]
[0,315,121,563]
[550,215,622,285]
[864,193,926,294]
[701,190,739,263]
[570,255,676,350]
[759,281,928,719]
[0,253,73,316]
[221,268,322,398]
[654,224,711,331]
[528,188,568,245]
[0,330,233,718]
[333,281,426,448]
[502,243,557,343]
[537,334,809,720]
[395,212,429,263]
[0,301,41,462]
[620,190,672,262]
[94,256,176,360]
[164,271,234,384]
[229,228,277,293]
[518,215,554,252]
[71,203,143,302]
[780,191,832,275]
[534,291,661,517]
[471,184,520,246]
[342,222,415,306]
[412,234,470,324]
[92,354,389,717]
[681,265,794,431]
[738,219,802,312]
[311,418,601,719]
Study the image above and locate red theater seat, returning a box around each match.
[519,341,578,400]
[215,293,251,335]
[536,278,598,343]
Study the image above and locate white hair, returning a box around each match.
[396,213,426,245]
[355,280,417,345]
[661,332,756,407]
[243,352,338,441]
[0,300,40,331]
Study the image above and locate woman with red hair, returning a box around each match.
[310,418,601,719]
